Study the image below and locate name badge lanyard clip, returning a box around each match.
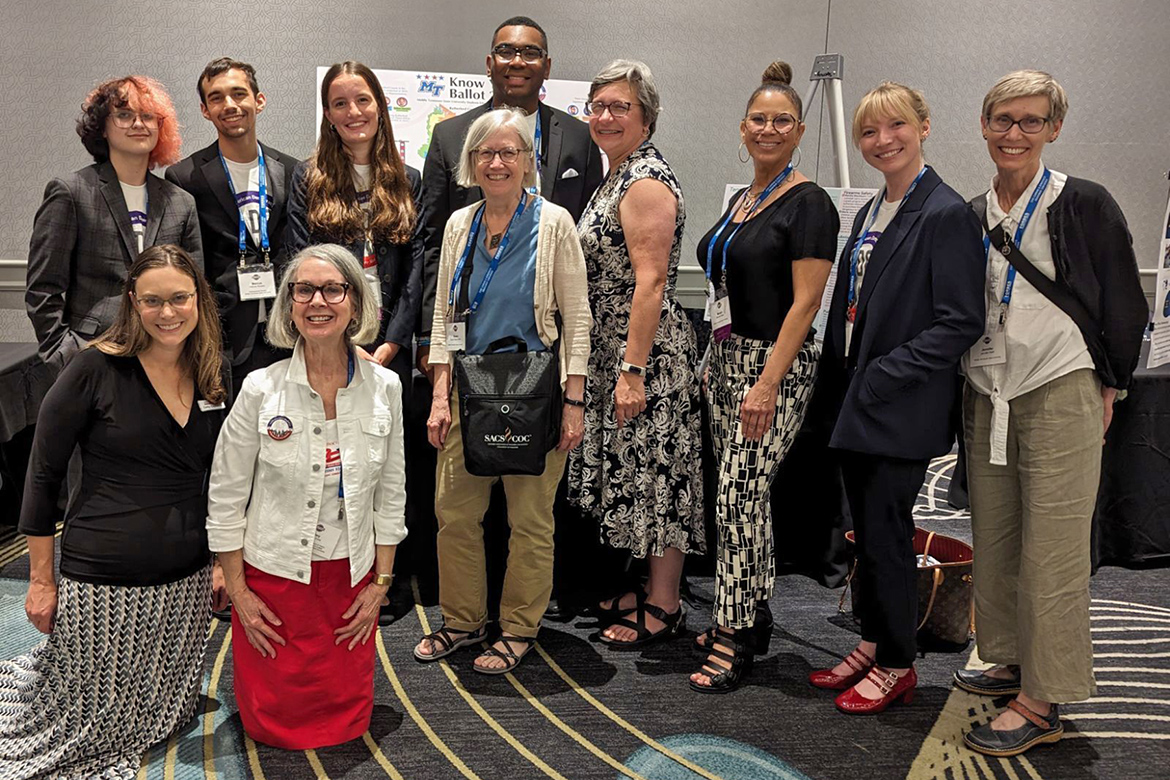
[704,162,793,341]
[447,191,529,326]
[846,166,928,324]
[981,168,1050,329]
[219,144,270,266]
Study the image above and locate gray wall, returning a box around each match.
[2,0,1166,314]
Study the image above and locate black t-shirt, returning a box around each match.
[19,349,225,586]
[697,181,839,341]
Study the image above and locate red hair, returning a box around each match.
[79,76,183,168]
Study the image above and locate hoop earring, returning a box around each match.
[791,146,802,169]
[738,142,750,164]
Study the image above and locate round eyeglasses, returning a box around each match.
[111,109,159,129]
[473,147,530,164]
[745,113,797,134]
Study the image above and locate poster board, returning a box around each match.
[1148,182,1170,369]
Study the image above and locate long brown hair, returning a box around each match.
[308,61,416,244]
[91,245,226,405]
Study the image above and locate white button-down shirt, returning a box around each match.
[207,341,407,587]
[963,164,1095,465]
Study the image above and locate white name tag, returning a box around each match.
[197,400,226,412]
[313,521,344,560]
[237,265,277,301]
[968,331,1007,367]
[708,282,732,341]
[446,320,467,352]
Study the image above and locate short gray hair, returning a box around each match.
[982,70,1069,124]
[456,108,536,189]
[267,244,380,349]
[588,59,661,138]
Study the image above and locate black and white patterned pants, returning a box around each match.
[707,336,819,628]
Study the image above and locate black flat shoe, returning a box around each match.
[597,601,685,650]
[964,701,1063,757]
[954,665,1022,696]
[689,627,753,695]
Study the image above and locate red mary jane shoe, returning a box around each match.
[809,647,875,691]
[834,666,917,715]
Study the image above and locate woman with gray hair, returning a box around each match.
[567,59,704,649]
[957,70,1146,757]
[415,108,590,673]
[206,243,406,749]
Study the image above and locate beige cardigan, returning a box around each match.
[428,197,592,385]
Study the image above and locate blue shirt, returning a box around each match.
[465,197,545,355]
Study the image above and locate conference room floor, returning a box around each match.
[1,455,1167,780]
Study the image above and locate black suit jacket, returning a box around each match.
[284,160,425,349]
[26,162,202,370]
[165,141,299,366]
[813,166,986,460]
[417,100,604,337]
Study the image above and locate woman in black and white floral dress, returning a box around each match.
[567,59,704,649]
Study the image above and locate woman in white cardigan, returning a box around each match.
[415,107,591,674]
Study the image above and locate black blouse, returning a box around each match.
[19,349,225,586]
[697,181,839,341]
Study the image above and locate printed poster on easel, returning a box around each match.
[719,184,877,343]
[315,67,592,168]
[1148,182,1170,369]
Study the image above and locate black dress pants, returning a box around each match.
[839,450,929,668]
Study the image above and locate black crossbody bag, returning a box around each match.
[451,221,561,477]
[972,196,1106,361]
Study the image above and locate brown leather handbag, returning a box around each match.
[840,527,975,652]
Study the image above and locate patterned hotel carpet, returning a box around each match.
[1,454,1168,780]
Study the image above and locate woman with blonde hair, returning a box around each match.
[807,81,984,714]
[957,70,1146,757]
[5,245,226,778]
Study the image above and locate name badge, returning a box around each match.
[238,265,277,301]
[312,522,344,559]
[197,400,226,412]
[708,282,732,342]
[446,319,467,353]
[968,331,1007,367]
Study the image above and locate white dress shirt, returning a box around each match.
[963,164,1095,465]
[207,340,407,586]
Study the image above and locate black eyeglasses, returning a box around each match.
[745,113,797,134]
[587,100,635,117]
[986,114,1051,134]
[492,44,546,64]
[289,282,350,304]
[473,146,531,164]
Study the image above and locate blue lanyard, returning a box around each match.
[447,192,529,314]
[981,168,1050,308]
[337,350,356,500]
[705,162,793,286]
[219,144,269,263]
[847,166,928,308]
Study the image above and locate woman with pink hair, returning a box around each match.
[25,75,202,372]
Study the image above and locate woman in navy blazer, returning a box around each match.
[807,82,985,714]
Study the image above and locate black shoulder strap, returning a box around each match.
[457,219,482,313]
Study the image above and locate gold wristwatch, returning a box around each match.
[373,573,394,587]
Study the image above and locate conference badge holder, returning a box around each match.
[708,281,732,342]
[238,252,277,301]
[446,313,467,353]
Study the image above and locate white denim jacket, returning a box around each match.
[206,341,407,587]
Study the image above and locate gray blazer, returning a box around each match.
[25,161,203,370]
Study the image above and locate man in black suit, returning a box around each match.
[413,17,605,622]
[166,58,299,398]
[416,15,604,364]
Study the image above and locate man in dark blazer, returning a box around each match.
[416,15,604,363]
[27,163,202,373]
[166,58,299,397]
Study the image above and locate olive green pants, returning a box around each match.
[964,369,1102,703]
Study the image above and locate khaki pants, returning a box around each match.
[435,393,566,638]
[964,369,1103,702]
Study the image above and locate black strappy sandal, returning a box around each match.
[689,627,753,694]
[693,603,773,654]
[413,625,487,663]
[597,601,685,650]
[586,589,647,623]
[472,635,536,676]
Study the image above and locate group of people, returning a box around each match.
[3,12,1147,778]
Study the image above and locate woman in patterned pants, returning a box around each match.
[689,61,838,693]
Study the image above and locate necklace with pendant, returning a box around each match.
[489,232,503,249]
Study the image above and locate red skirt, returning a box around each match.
[232,559,374,749]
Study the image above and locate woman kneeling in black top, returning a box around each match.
[690,61,838,693]
[3,245,228,778]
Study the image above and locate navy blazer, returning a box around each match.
[284,161,425,349]
[165,141,300,366]
[814,166,985,460]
